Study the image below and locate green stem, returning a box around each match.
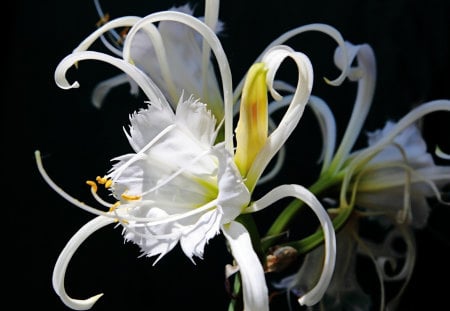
[227,272,242,311]
[283,204,353,254]
[262,171,345,252]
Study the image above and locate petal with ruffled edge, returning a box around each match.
[108,97,219,206]
[178,142,250,259]
[214,143,251,223]
[180,208,223,260]
[126,100,175,152]
[366,122,434,167]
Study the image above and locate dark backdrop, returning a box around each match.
[8,0,449,310]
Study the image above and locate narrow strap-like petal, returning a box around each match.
[52,216,115,310]
[222,221,269,311]
[91,73,137,109]
[233,23,349,100]
[246,46,313,192]
[54,50,171,109]
[327,43,376,174]
[245,184,336,306]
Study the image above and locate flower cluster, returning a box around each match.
[36,0,449,310]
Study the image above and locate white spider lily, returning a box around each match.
[315,42,450,310]
[354,121,450,228]
[311,41,450,216]
[78,1,352,184]
[267,40,450,221]
[37,8,336,311]
[263,36,449,310]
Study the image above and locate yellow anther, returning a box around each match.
[108,201,120,213]
[116,27,130,45]
[113,217,128,225]
[96,13,110,27]
[96,176,113,188]
[96,176,108,184]
[86,180,98,193]
[121,193,142,201]
[105,179,113,188]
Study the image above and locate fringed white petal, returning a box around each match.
[126,101,175,151]
[123,207,181,264]
[222,221,269,311]
[213,143,251,223]
[180,208,222,261]
[175,95,217,146]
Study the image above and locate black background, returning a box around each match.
[8,0,450,310]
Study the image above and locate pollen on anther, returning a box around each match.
[86,180,98,193]
[121,193,142,201]
[118,219,129,225]
[117,27,130,45]
[105,179,113,188]
[96,13,110,27]
[96,176,108,184]
[109,201,120,212]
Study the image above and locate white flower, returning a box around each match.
[355,121,450,228]
[309,41,450,217]
[37,5,337,311]
[78,1,352,184]
[261,36,449,310]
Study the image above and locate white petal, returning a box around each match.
[222,221,269,311]
[54,50,171,109]
[122,10,234,153]
[327,42,376,173]
[213,143,251,223]
[367,122,433,167]
[246,45,313,191]
[110,99,220,202]
[308,95,337,173]
[123,208,180,263]
[175,96,217,146]
[366,100,450,154]
[233,23,349,97]
[180,208,222,260]
[52,216,115,310]
[91,73,138,109]
[245,184,336,306]
[127,101,175,151]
